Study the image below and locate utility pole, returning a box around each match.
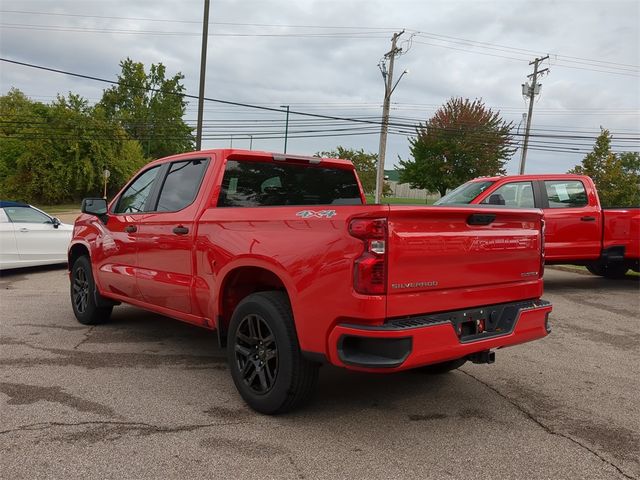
[249,135,253,150]
[519,55,549,174]
[375,30,406,203]
[195,0,211,151]
[517,112,527,172]
[280,105,290,153]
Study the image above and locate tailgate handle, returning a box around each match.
[467,214,496,226]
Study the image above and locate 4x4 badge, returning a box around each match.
[296,210,337,218]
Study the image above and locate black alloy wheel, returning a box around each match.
[234,314,278,394]
[73,266,90,314]
[226,291,319,414]
[70,255,113,325]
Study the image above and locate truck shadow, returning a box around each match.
[544,268,640,292]
[544,273,640,292]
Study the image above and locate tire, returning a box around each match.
[227,291,319,414]
[586,263,605,276]
[586,262,629,279]
[413,358,467,374]
[70,255,113,325]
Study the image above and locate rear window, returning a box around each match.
[217,160,362,207]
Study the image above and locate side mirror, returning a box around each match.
[81,197,108,216]
[52,217,61,229]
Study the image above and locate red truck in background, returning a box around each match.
[436,174,640,278]
[70,149,551,414]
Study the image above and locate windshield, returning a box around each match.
[434,180,495,205]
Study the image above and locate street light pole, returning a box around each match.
[280,105,290,153]
[195,0,210,151]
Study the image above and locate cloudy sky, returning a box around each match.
[1,0,638,174]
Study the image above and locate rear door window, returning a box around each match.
[155,159,208,212]
[480,181,535,208]
[217,160,362,207]
[544,180,588,208]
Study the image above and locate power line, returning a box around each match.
[2,58,637,154]
[0,23,389,39]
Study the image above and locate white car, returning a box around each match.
[0,201,73,270]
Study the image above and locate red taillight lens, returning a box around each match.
[349,218,386,240]
[349,218,387,295]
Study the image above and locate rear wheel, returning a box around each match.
[227,291,319,414]
[586,262,629,278]
[413,358,467,374]
[70,256,112,325]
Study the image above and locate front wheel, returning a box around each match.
[227,291,319,414]
[70,255,112,325]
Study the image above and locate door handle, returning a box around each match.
[580,216,596,222]
[124,225,137,233]
[19,227,29,233]
[467,213,496,226]
[173,225,189,235]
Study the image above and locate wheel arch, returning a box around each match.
[68,242,91,271]
[216,263,296,342]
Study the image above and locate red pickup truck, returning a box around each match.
[69,149,551,413]
[436,174,640,278]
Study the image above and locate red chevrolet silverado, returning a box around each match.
[69,149,551,414]
[436,174,640,278]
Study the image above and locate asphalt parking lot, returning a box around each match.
[1,267,638,480]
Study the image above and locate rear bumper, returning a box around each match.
[327,299,552,372]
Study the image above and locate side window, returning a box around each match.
[545,180,587,208]
[4,206,51,223]
[481,182,535,208]
[155,159,208,212]
[113,166,161,214]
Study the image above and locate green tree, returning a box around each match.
[569,128,640,206]
[99,58,194,159]
[0,88,146,203]
[398,97,514,197]
[317,146,392,196]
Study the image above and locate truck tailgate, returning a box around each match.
[386,206,544,318]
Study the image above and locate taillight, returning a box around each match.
[349,218,387,294]
[540,219,546,277]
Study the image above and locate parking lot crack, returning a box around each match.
[73,326,95,350]
[0,419,252,439]
[460,369,636,480]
